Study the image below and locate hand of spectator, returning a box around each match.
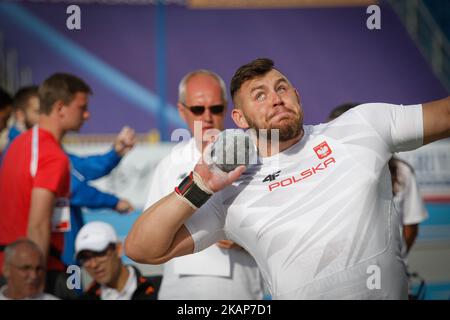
[216,240,242,250]
[115,199,134,214]
[114,126,137,156]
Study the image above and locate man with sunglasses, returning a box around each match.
[76,221,156,300]
[127,58,450,299]
[143,70,263,300]
[1,239,58,300]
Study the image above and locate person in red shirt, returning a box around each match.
[0,73,91,298]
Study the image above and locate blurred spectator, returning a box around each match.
[0,87,13,160]
[76,221,157,300]
[10,86,40,139]
[389,157,428,256]
[328,103,428,257]
[0,239,58,300]
[3,84,136,298]
[0,73,91,299]
[0,87,12,133]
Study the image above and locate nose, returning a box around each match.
[83,110,90,121]
[271,91,284,107]
[27,268,40,281]
[202,107,213,123]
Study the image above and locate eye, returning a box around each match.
[276,85,286,93]
[255,92,266,101]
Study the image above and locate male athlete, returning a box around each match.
[126,58,449,299]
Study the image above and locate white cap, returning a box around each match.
[75,221,118,256]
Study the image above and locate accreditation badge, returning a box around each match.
[52,197,71,232]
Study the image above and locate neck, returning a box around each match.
[109,265,129,292]
[38,116,64,142]
[257,128,304,157]
[4,286,30,300]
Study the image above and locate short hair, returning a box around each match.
[3,238,42,265]
[328,102,359,121]
[230,58,275,103]
[178,70,227,105]
[39,73,92,115]
[13,86,39,112]
[0,87,13,111]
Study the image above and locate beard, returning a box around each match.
[245,108,303,142]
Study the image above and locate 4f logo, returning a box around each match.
[263,170,281,182]
[313,141,332,159]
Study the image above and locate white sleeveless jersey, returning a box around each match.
[185,103,423,299]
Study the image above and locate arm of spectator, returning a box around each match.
[27,188,54,262]
[403,224,419,253]
[68,150,122,181]
[71,175,118,208]
[67,126,136,181]
[71,172,134,213]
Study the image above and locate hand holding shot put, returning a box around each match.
[125,130,249,264]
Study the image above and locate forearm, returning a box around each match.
[27,219,51,262]
[27,188,55,262]
[125,192,195,263]
[403,224,418,253]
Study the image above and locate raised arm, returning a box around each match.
[125,162,245,265]
[423,96,450,145]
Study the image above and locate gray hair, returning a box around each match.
[178,69,227,105]
[3,238,42,265]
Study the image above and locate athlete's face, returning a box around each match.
[178,74,226,143]
[61,91,90,132]
[2,245,45,299]
[232,69,303,141]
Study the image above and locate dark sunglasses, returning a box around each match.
[77,244,116,265]
[182,103,225,115]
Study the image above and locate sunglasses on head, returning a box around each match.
[182,103,225,115]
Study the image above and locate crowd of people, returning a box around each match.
[0,58,447,300]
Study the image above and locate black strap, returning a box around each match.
[175,172,211,208]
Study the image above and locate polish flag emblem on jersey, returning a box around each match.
[313,141,332,159]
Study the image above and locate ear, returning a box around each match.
[294,88,301,104]
[177,102,187,123]
[231,108,249,129]
[54,100,65,117]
